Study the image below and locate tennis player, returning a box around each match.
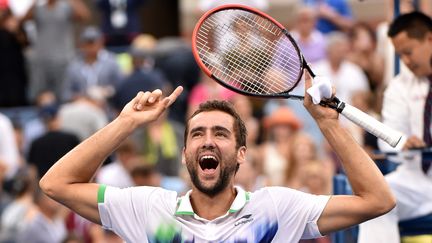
[40,74,395,242]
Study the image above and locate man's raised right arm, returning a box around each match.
[39,87,183,224]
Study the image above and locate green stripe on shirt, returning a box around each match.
[98,184,107,203]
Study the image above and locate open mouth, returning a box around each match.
[199,155,219,172]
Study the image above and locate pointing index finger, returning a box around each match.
[164,86,184,107]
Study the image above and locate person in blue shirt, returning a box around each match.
[303,0,353,34]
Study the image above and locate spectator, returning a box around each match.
[314,32,369,108]
[23,0,90,101]
[27,104,80,178]
[22,90,57,154]
[96,0,147,48]
[63,26,123,102]
[187,74,236,117]
[0,166,38,243]
[65,212,105,243]
[303,0,353,34]
[234,159,268,192]
[285,133,318,189]
[298,161,332,243]
[348,22,385,91]
[358,12,432,243]
[0,6,28,107]
[0,112,19,181]
[111,34,170,112]
[257,106,302,186]
[291,5,327,64]
[130,164,161,187]
[58,93,109,142]
[132,110,184,177]
[96,138,138,188]
[17,186,67,243]
[154,37,201,123]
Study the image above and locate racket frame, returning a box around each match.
[192,4,310,101]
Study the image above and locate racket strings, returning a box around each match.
[200,14,279,93]
[195,9,302,95]
[199,18,284,94]
[205,12,297,89]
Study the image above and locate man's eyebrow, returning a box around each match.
[190,126,205,135]
[189,126,231,134]
[212,126,231,133]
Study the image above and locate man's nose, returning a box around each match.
[202,134,216,148]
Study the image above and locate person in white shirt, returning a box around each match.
[96,138,137,188]
[314,31,369,106]
[39,78,395,242]
[358,11,432,243]
[0,113,20,180]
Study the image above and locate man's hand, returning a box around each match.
[119,87,183,129]
[402,135,426,150]
[303,71,338,123]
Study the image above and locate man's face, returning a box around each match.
[80,39,103,58]
[392,31,432,77]
[182,111,246,196]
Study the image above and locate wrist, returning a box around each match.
[316,119,340,131]
[114,115,137,134]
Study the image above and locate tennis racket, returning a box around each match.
[191,4,403,147]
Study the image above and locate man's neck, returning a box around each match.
[189,185,237,220]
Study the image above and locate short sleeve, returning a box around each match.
[300,195,330,239]
[266,187,330,239]
[97,185,177,241]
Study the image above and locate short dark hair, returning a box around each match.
[184,100,247,149]
[388,11,432,40]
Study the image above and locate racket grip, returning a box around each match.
[340,103,403,148]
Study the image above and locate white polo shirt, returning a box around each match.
[98,185,330,243]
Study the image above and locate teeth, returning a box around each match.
[201,155,216,161]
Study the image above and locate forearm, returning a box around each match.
[318,120,394,208]
[39,88,182,224]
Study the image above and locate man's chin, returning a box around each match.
[194,179,225,197]
[196,186,219,197]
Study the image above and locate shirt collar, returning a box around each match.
[175,186,250,216]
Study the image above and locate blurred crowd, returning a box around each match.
[0,0,430,242]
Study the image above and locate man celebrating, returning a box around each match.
[40,72,395,242]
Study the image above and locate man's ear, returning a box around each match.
[237,146,247,165]
[181,147,186,165]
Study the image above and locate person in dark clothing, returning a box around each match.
[0,7,28,107]
[27,104,79,178]
[154,37,201,123]
[111,34,169,111]
[96,0,147,47]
